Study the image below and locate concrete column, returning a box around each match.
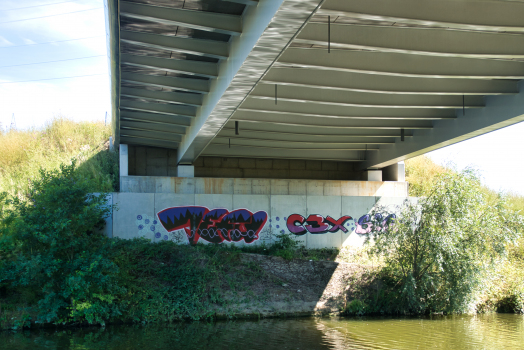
[382,162,405,182]
[120,144,128,177]
[397,161,406,182]
[364,170,382,181]
[177,165,194,178]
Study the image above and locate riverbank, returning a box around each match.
[1,240,523,331]
[0,244,370,330]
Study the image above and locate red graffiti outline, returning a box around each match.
[286,214,353,234]
[157,206,268,244]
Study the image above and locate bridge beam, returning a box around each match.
[176,0,326,165]
[360,81,524,170]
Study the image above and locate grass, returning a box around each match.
[0,118,118,196]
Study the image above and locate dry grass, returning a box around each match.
[0,118,117,196]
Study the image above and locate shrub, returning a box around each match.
[361,169,524,314]
[0,162,122,325]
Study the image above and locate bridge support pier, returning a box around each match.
[119,144,128,177]
[177,165,194,178]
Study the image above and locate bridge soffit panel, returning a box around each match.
[109,0,524,165]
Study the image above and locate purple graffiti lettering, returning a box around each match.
[355,213,396,235]
[157,206,268,244]
[305,214,330,234]
[325,215,353,233]
[355,214,373,234]
[286,213,391,235]
[286,214,307,235]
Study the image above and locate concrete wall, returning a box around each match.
[120,176,409,197]
[194,156,362,180]
[128,145,178,176]
[106,191,408,249]
[127,146,364,180]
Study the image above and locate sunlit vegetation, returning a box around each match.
[0,118,118,196]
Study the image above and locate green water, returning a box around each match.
[2,314,523,349]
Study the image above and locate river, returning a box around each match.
[1,314,523,349]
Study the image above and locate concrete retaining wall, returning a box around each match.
[107,192,408,249]
[120,176,408,197]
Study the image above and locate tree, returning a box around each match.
[363,169,524,314]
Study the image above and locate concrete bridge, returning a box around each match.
[102,0,524,247]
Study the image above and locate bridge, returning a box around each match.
[104,0,524,179]
[102,0,524,246]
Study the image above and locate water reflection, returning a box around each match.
[1,314,523,350]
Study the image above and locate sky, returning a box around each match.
[0,0,523,195]
[0,0,109,129]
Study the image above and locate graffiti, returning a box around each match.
[286,213,396,236]
[136,214,169,241]
[157,206,268,245]
[355,213,396,235]
[286,214,353,235]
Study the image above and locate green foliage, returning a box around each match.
[345,299,367,316]
[477,242,524,314]
[111,240,247,322]
[0,162,270,328]
[238,231,338,261]
[0,161,122,326]
[0,118,117,195]
[358,169,524,315]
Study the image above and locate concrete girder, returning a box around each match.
[296,23,524,59]
[121,72,210,93]
[360,82,524,170]
[261,68,518,95]
[175,0,327,165]
[105,0,120,145]
[120,136,179,149]
[231,116,433,129]
[319,0,524,33]
[215,135,395,145]
[120,110,191,126]
[120,1,242,36]
[249,84,484,108]
[120,31,229,59]
[119,128,183,142]
[121,54,217,78]
[237,104,456,120]
[219,127,413,138]
[200,145,362,161]
[120,100,196,117]
[277,48,524,79]
[120,87,203,106]
[120,120,187,135]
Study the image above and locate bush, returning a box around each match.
[0,163,264,327]
[0,162,122,325]
[360,169,524,315]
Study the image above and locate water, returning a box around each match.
[1,314,523,349]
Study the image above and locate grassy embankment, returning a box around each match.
[0,118,118,196]
[0,119,523,330]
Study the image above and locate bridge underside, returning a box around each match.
[105,0,524,179]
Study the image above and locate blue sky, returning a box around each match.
[1,0,523,195]
[0,0,109,129]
